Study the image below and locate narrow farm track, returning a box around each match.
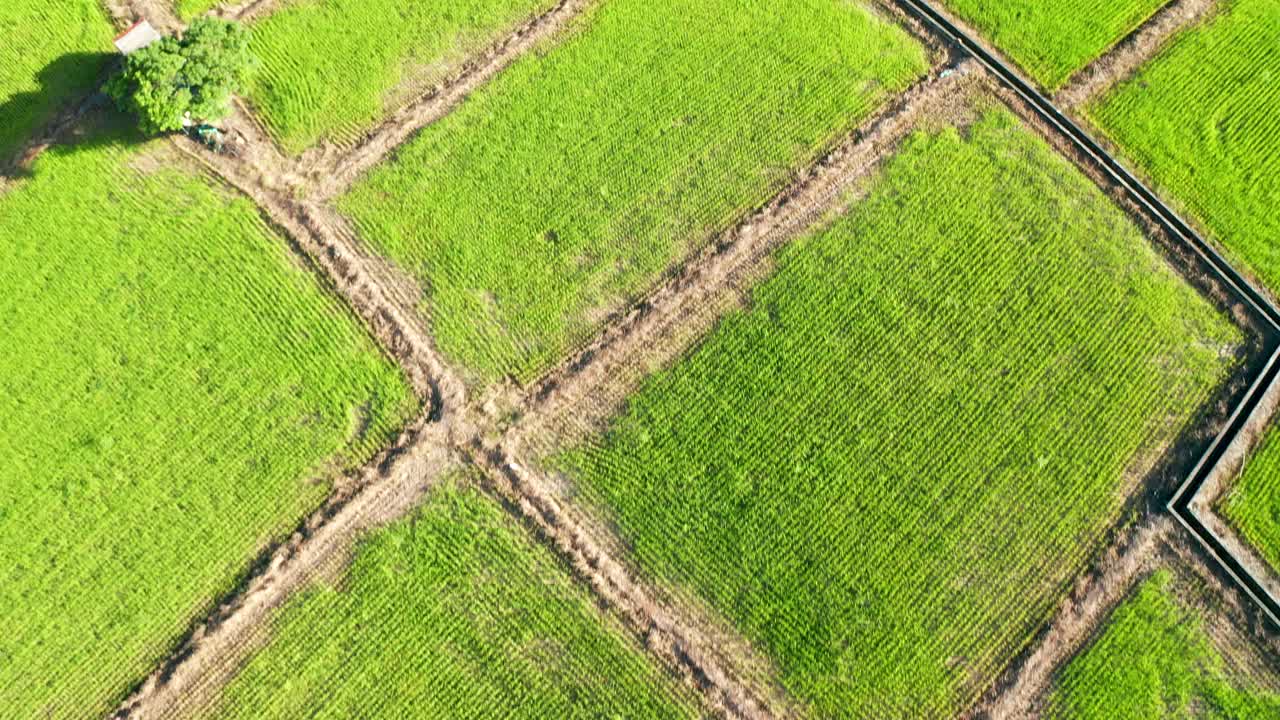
[217,0,281,23]
[516,63,980,446]
[968,518,1174,719]
[112,422,458,720]
[307,0,596,200]
[104,0,181,33]
[1055,0,1220,109]
[974,518,1280,718]
[169,129,462,413]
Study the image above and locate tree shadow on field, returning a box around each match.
[0,50,145,179]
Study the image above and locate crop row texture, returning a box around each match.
[938,0,1167,89]
[1046,569,1280,718]
[203,480,700,718]
[0,119,417,718]
[340,0,929,386]
[555,107,1238,718]
[244,0,558,154]
[1087,0,1280,576]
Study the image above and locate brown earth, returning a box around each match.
[968,518,1174,719]
[972,518,1280,719]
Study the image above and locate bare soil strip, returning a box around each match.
[969,518,1174,719]
[307,0,595,200]
[218,0,281,23]
[168,129,463,413]
[972,519,1280,719]
[1055,0,1220,109]
[469,442,783,720]
[104,0,182,34]
[112,420,457,720]
[513,63,981,447]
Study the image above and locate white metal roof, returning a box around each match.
[113,21,162,55]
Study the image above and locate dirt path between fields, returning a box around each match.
[104,0,182,33]
[513,63,980,446]
[169,130,461,411]
[307,0,593,200]
[112,421,457,720]
[970,517,1280,718]
[967,518,1173,719]
[1055,0,1220,109]
[217,0,282,23]
[470,442,784,719]
[451,64,981,720]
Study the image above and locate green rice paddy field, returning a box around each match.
[0,1,114,161]
[340,0,929,386]
[243,0,557,154]
[1087,0,1280,579]
[939,0,1167,88]
[1047,570,1280,719]
[0,119,416,718]
[554,106,1239,718]
[1222,427,1280,572]
[203,480,700,719]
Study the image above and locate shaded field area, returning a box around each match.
[1087,0,1280,584]
[0,1,114,162]
[553,106,1239,717]
[1046,568,1280,719]
[202,479,701,719]
[340,0,929,386]
[1222,427,1280,573]
[244,0,557,154]
[0,118,417,718]
[938,0,1167,88]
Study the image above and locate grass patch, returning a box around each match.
[0,118,417,718]
[243,0,557,153]
[0,1,114,160]
[205,480,699,719]
[340,0,928,386]
[1222,427,1280,572]
[1047,570,1280,719]
[556,107,1237,717]
[939,0,1167,88]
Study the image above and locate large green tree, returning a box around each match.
[107,18,253,134]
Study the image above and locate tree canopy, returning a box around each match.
[107,19,253,135]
